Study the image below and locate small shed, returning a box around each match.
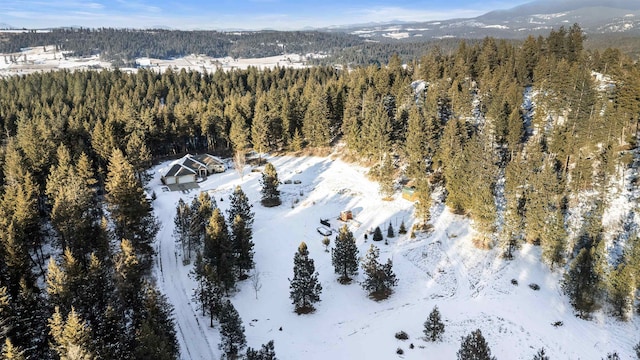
[402,186,419,202]
[339,210,353,222]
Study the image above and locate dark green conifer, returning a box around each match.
[289,242,322,314]
[331,225,359,284]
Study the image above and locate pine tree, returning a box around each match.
[372,226,383,242]
[204,209,235,293]
[191,253,223,327]
[423,306,445,342]
[457,329,496,360]
[387,223,395,238]
[229,108,250,154]
[246,340,277,360]
[1,338,25,360]
[105,149,159,269]
[218,300,246,360]
[302,87,331,148]
[413,175,433,228]
[377,152,395,199]
[10,278,49,359]
[48,307,95,360]
[134,284,179,360]
[231,214,254,279]
[226,187,254,279]
[227,186,254,229]
[404,105,428,179]
[252,92,271,157]
[361,244,397,300]
[47,149,102,260]
[191,192,217,257]
[290,129,304,152]
[607,264,634,320]
[173,199,192,261]
[331,225,359,284]
[322,236,330,252]
[125,131,151,183]
[0,287,13,347]
[541,208,567,269]
[114,239,143,312]
[533,348,549,360]
[398,221,407,235]
[563,245,602,318]
[260,162,281,207]
[289,242,322,314]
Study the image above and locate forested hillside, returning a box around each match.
[0,24,639,358]
[0,28,364,65]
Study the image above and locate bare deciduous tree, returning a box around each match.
[234,150,246,180]
[252,268,262,300]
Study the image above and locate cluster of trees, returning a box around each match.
[0,145,177,359]
[188,186,255,321]
[180,186,278,360]
[290,225,398,313]
[0,28,363,65]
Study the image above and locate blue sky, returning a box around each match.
[1,0,531,30]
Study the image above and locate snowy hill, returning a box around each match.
[333,0,640,41]
[150,153,640,359]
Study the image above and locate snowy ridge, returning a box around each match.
[149,153,640,359]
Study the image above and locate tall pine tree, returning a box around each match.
[331,225,359,284]
[289,242,322,314]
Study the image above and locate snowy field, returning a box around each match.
[0,46,314,77]
[149,153,640,360]
[0,46,112,77]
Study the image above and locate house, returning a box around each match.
[191,153,226,174]
[401,186,419,202]
[160,154,226,185]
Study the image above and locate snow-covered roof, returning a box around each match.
[160,153,225,178]
[192,153,224,166]
[161,163,197,177]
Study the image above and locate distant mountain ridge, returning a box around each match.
[327,0,640,41]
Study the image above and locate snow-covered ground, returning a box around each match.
[0,46,112,77]
[149,153,640,360]
[0,46,315,77]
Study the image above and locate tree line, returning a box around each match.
[0,28,363,65]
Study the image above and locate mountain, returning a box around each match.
[329,0,640,41]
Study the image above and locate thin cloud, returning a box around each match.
[350,6,486,23]
[114,0,162,13]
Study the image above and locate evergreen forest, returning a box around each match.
[0,24,640,358]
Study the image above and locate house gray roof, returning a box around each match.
[192,153,224,167]
[161,153,225,179]
[163,163,197,177]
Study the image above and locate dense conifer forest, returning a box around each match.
[0,24,639,358]
[0,28,364,65]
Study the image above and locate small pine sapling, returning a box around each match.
[423,306,445,342]
[398,220,407,234]
[533,347,549,360]
[387,223,395,238]
[373,226,383,242]
[322,236,330,252]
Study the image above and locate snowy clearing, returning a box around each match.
[150,154,639,360]
[0,46,316,77]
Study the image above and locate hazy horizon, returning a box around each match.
[1,0,530,30]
